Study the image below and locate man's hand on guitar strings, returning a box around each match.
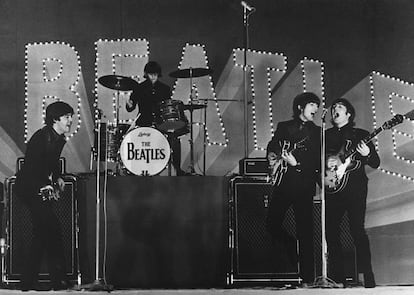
[282,151,298,166]
[267,153,277,167]
[356,141,370,157]
[57,177,65,192]
[327,157,339,170]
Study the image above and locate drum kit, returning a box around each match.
[94,67,212,176]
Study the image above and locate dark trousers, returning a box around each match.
[326,183,373,283]
[168,135,182,172]
[266,179,315,283]
[21,197,67,286]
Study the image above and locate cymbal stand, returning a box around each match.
[114,86,121,175]
[203,100,207,175]
[198,98,243,175]
[197,98,210,176]
[188,68,196,175]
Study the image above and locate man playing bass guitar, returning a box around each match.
[15,101,74,291]
[325,98,380,288]
[266,92,321,287]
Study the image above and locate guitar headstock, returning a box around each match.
[382,114,404,130]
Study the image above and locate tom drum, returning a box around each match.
[156,100,188,133]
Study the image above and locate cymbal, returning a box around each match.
[169,68,213,78]
[98,75,138,91]
[183,103,207,111]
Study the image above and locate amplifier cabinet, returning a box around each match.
[227,176,357,286]
[2,175,80,284]
[228,176,300,285]
[16,157,66,174]
[239,158,269,177]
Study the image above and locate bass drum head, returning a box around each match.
[120,127,171,176]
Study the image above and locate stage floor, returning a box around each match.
[0,286,413,294]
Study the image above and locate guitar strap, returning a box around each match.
[328,126,356,154]
[342,128,358,148]
[287,120,310,142]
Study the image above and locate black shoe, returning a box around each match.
[20,282,42,292]
[285,238,298,265]
[20,284,33,292]
[176,169,186,176]
[51,279,74,291]
[300,282,312,288]
[364,272,376,288]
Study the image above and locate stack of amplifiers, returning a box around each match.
[227,176,357,286]
[2,174,80,284]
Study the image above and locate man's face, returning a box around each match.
[147,73,159,84]
[300,102,319,122]
[331,102,351,127]
[54,113,73,135]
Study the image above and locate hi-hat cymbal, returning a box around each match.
[98,75,138,91]
[169,68,213,78]
[183,103,207,111]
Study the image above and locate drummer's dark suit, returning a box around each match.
[126,78,185,175]
[126,79,171,127]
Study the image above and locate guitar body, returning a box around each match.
[325,140,361,194]
[38,176,62,201]
[324,113,404,194]
[269,138,307,186]
[269,141,290,186]
[269,157,286,186]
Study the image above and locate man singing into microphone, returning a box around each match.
[325,98,379,288]
[266,92,321,287]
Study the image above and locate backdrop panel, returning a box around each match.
[77,175,228,288]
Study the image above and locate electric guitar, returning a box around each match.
[325,114,404,194]
[268,136,308,186]
[38,176,62,201]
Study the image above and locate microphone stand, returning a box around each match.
[242,4,255,158]
[313,110,337,288]
[76,120,113,292]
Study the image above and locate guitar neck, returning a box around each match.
[342,126,383,159]
[285,136,308,154]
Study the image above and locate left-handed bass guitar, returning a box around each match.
[38,175,62,201]
[325,114,404,194]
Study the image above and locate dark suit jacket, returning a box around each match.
[126,79,171,127]
[15,126,66,200]
[267,118,321,194]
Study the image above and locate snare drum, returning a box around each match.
[95,122,130,162]
[157,100,188,133]
[120,127,171,176]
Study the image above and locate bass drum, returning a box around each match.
[120,127,171,176]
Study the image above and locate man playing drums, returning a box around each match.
[126,61,187,176]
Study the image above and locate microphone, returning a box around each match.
[241,1,255,11]
[321,108,328,120]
